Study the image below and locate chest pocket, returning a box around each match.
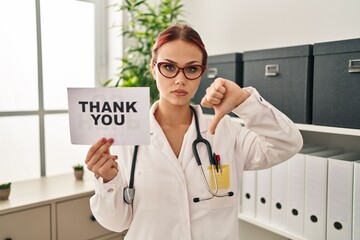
[205,154,238,211]
[207,164,230,190]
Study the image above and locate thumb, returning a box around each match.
[209,109,225,135]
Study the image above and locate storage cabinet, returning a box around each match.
[312,38,360,129]
[57,196,113,240]
[0,205,51,239]
[0,173,124,240]
[235,39,360,240]
[243,45,313,124]
[237,122,360,240]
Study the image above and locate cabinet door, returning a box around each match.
[0,205,51,239]
[56,195,113,240]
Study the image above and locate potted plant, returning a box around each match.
[104,0,186,103]
[73,164,84,180]
[0,182,11,200]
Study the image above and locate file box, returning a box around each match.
[243,45,313,124]
[327,152,360,240]
[312,38,360,129]
[194,53,243,115]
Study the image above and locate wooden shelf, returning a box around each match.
[238,213,306,240]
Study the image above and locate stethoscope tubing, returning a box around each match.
[124,105,233,205]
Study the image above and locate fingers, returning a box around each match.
[200,78,232,135]
[88,152,118,173]
[201,78,226,108]
[86,138,114,164]
[85,137,119,182]
[97,156,119,183]
[200,96,212,108]
[209,112,225,135]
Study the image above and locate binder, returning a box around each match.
[255,168,271,223]
[304,149,344,240]
[241,170,257,217]
[286,146,326,237]
[354,161,360,240]
[270,160,288,228]
[327,152,360,240]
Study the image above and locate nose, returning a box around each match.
[174,69,187,85]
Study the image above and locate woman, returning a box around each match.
[85,24,303,240]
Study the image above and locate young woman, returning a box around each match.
[85,24,303,240]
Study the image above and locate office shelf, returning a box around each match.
[296,123,360,137]
[238,213,306,240]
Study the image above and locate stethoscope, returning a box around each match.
[123,106,234,204]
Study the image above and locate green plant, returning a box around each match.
[104,0,186,103]
[73,164,84,171]
[0,182,11,189]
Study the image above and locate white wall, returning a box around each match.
[107,0,360,78]
[181,0,360,55]
[106,0,123,83]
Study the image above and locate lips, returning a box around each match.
[172,89,188,96]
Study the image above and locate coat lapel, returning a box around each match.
[179,105,211,170]
[149,103,211,178]
[149,102,186,182]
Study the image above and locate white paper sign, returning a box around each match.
[67,87,150,145]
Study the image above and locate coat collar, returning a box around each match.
[149,101,209,135]
[148,102,211,173]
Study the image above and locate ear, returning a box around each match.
[150,63,156,79]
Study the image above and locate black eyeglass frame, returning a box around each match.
[156,62,206,80]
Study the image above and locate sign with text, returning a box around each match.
[67,87,150,145]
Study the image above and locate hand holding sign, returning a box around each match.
[85,137,118,183]
[67,87,150,145]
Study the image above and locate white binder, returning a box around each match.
[286,146,326,237]
[354,161,360,240]
[327,152,360,240]
[255,168,271,223]
[270,160,288,228]
[304,149,344,240]
[241,170,257,217]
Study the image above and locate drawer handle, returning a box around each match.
[349,59,360,73]
[265,64,279,77]
[207,68,218,79]
[90,215,97,222]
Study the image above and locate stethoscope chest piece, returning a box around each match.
[124,187,135,204]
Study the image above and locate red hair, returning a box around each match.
[150,24,208,66]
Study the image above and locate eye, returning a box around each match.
[185,65,201,73]
[162,63,176,72]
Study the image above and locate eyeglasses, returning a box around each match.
[156,62,206,80]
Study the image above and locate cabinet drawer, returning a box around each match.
[56,195,112,240]
[0,205,51,239]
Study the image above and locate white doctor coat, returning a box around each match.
[90,87,303,240]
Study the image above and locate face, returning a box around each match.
[152,40,204,107]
